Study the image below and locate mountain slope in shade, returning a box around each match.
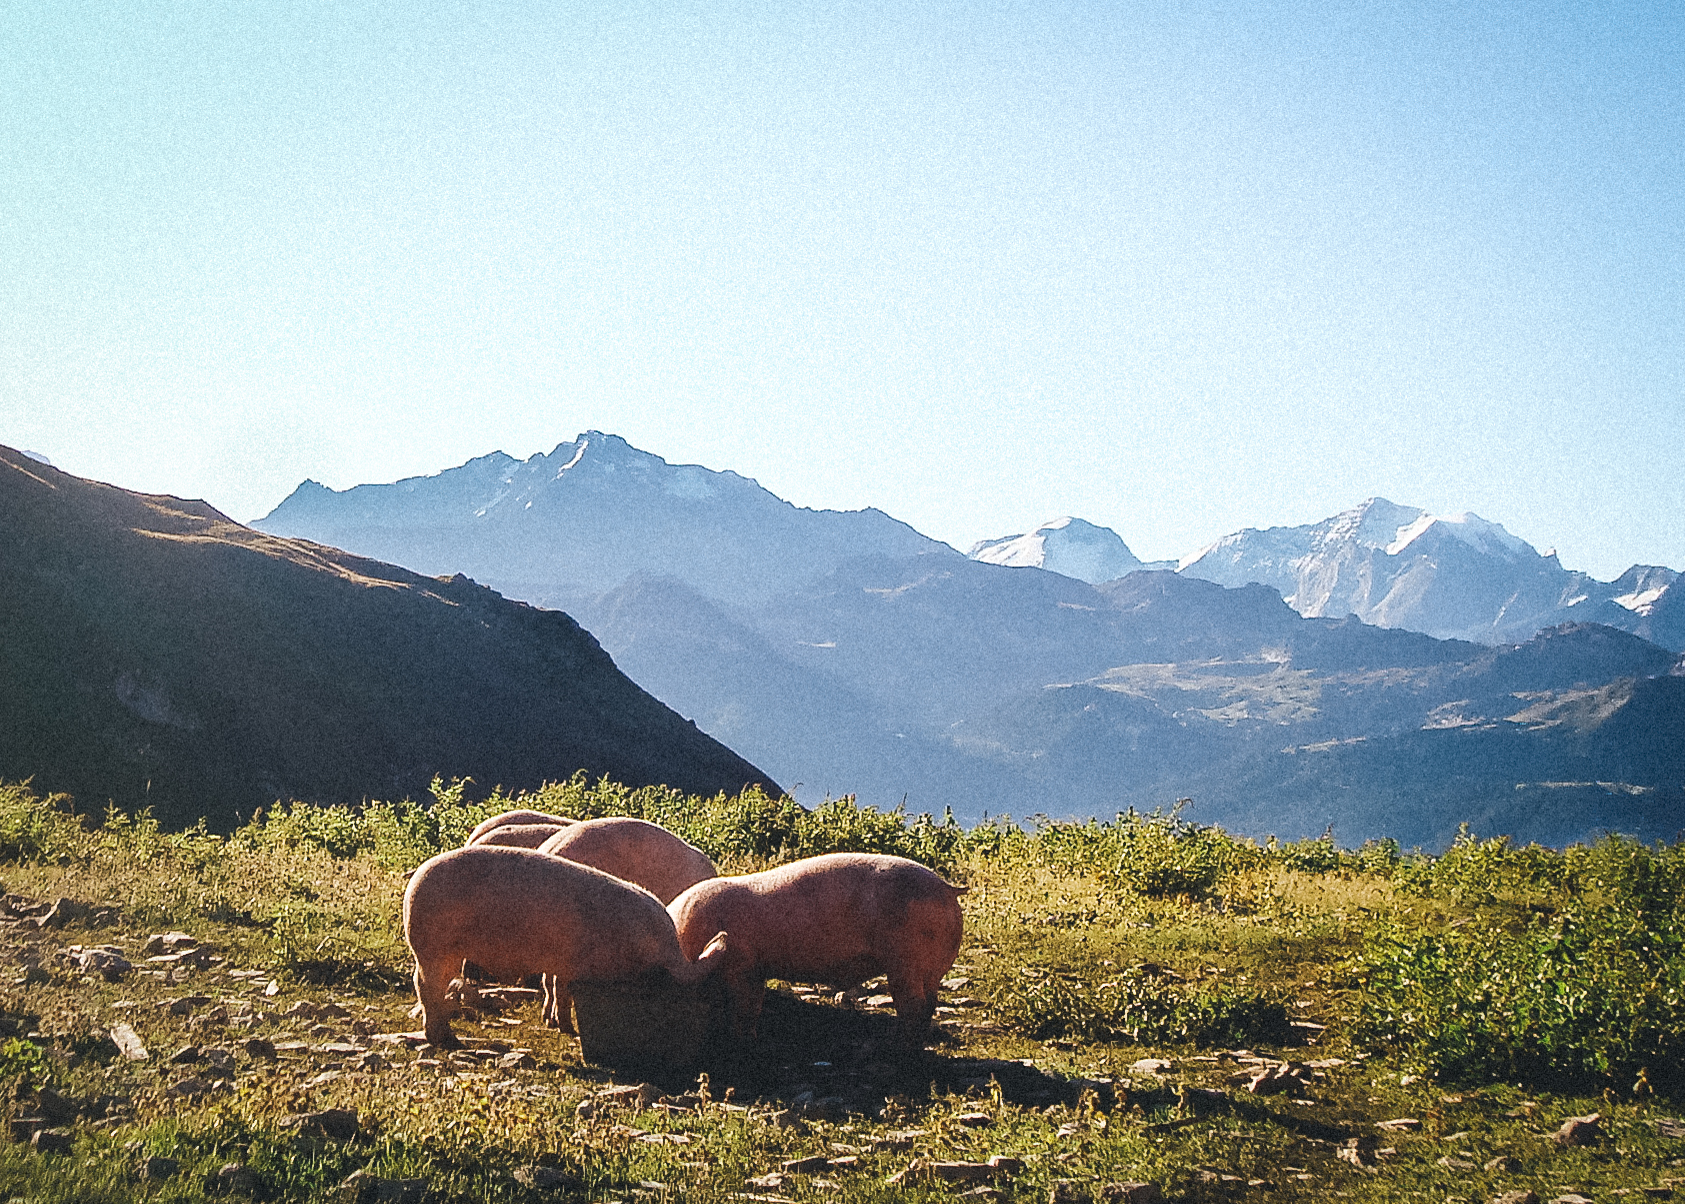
[0,446,778,830]
[1179,497,1682,649]
[258,432,953,606]
[968,517,1173,583]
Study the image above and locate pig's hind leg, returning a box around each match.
[414,959,463,1049]
[888,970,937,1045]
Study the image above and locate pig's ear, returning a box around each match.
[694,929,727,969]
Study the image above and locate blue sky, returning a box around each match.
[2,0,1680,578]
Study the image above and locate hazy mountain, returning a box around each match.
[256,436,1682,845]
[0,446,777,829]
[968,517,1174,583]
[1178,497,1682,650]
[258,432,953,606]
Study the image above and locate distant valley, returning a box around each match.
[256,433,1685,848]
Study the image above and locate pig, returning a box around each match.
[536,817,717,905]
[535,818,719,1030]
[465,809,576,845]
[402,845,727,1048]
[667,852,966,1042]
[470,823,571,849]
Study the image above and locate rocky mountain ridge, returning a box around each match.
[255,436,1684,846]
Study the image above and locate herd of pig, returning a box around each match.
[402,811,968,1052]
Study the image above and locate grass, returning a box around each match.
[0,779,1682,1201]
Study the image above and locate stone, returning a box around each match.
[34,898,89,929]
[341,1170,427,1203]
[1552,1114,1601,1147]
[167,1077,213,1100]
[1489,1193,1538,1204]
[1485,1156,1523,1174]
[745,1173,789,1189]
[513,1165,578,1190]
[1100,1184,1165,1204]
[143,932,200,956]
[1377,1117,1423,1131]
[141,1155,181,1180]
[955,1112,994,1127]
[294,1108,360,1141]
[170,1045,203,1065]
[243,1038,277,1060]
[207,1162,260,1195]
[987,1156,1027,1176]
[497,1050,538,1070]
[1438,1156,1478,1171]
[781,1157,830,1174]
[30,1128,72,1154]
[928,1163,999,1185]
[109,1022,149,1061]
[1130,1059,1174,1076]
[1550,1196,1594,1204]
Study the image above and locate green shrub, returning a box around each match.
[0,781,86,863]
[1394,824,1567,904]
[1030,804,1258,899]
[996,968,1289,1047]
[1362,836,1685,1092]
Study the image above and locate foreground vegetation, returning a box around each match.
[2,776,1684,1202]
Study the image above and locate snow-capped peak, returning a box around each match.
[1385,511,1533,560]
[970,517,1158,583]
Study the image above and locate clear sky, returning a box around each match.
[3,0,1680,579]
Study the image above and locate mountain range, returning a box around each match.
[0,445,776,830]
[257,434,1685,848]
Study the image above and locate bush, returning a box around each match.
[996,967,1289,1047]
[0,781,86,863]
[1362,835,1685,1092]
[1031,803,1259,899]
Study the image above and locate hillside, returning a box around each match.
[0,446,777,829]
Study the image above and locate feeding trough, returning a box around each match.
[569,969,727,1074]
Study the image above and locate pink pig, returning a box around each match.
[667,852,965,1042]
[465,809,576,845]
[536,817,717,905]
[403,845,726,1048]
[470,823,571,849]
[535,817,719,1030]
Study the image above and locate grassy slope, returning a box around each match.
[0,781,1682,1203]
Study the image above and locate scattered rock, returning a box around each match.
[497,1051,538,1070]
[109,1022,150,1060]
[1438,1155,1478,1171]
[141,1156,181,1180]
[243,1038,277,1060]
[170,1045,203,1065]
[1489,1193,1539,1204]
[512,1165,577,1190]
[988,1156,1027,1176]
[1552,1114,1601,1147]
[341,1169,427,1202]
[1550,1196,1594,1204]
[782,1156,830,1174]
[1130,1058,1174,1076]
[142,932,200,956]
[1049,1179,1086,1204]
[1248,1064,1313,1096]
[1338,1137,1381,1171]
[1656,1119,1685,1140]
[1377,1117,1423,1131]
[745,1173,789,1189]
[30,1127,72,1155]
[160,995,212,1016]
[167,1077,214,1100]
[1485,1156,1523,1174]
[206,1162,260,1195]
[34,898,89,929]
[1100,1184,1164,1204]
[62,944,132,980]
[294,1108,360,1141]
